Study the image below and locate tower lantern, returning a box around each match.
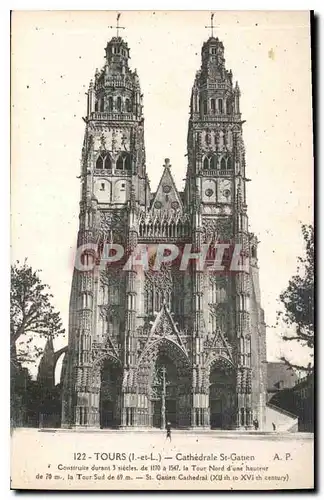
[105,37,130,74]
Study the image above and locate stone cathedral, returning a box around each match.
[61,30,267,430]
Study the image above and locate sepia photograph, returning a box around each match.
[10,10,314,490]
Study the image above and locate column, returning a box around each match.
[233,129,252,429]
[190,193,209,428]
[122,207,139,426]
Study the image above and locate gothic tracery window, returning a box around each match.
[108,96,113,111]
[96,154,104,169]
[203,100,207,115]
[220,157,226,170]
[116,152,131,171]
[116,97,122,112]
[203,155,217,170]
[211,155,217,170]
[96,153,112,170]
[105,154,112,170]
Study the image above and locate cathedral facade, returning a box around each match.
[61,31,267,430]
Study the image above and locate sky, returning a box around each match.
[11,11,313,376]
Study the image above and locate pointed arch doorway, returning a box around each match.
[137,338,191,428]
[99,359,122,428]
[209,360,236,429]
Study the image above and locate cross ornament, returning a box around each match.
[108,12,125,37]
[205,12,216,38]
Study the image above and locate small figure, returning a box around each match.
[253,418,259,430]
[166,421,172,442]
[272,422,276,431]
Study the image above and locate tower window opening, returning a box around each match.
[211,99,216,113]
[116,153,131,171]
[203,156,210,170]
[96,154,104,170]
[104,154,112,170]
[227,157,232,170]
[117,97,122,112]
[203,100,207,115]
[211,156,217,170]
[125,98,131,112]
[100,99,104,112]
[116,155,123,170]
[95,100,98,112]
[220,157,226,170]
[100,183,105,191]
[124,154,131,171]
[211,48,217,55]
[108,96,113,112]
[218,99,223,114]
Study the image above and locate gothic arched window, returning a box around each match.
[211,156,217,170]
[116,155,123,170]
[203,100,207,115]
[96,154,104,169]
[227,157,232,170]
[100,99,104,112]
[218,98,223,114]
[116,97,122,112]
[108,97,113,111]
[211,98,216,113]
[125,98,131,112]
[95,100,98,112]
[203,156,209,170]
[220,157,226,170]
[124,153,131,170]
[116,153,131,171]
[104,154,112,170]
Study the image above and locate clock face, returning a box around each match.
[218,179,232,203]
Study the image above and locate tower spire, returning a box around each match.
[108,12,125,38]
[205,12,215,38]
